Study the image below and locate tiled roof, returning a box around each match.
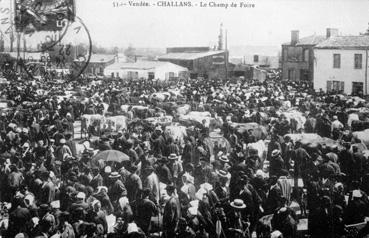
[282,35,326,46]
[158,50,225,60]
[315,35,369,49]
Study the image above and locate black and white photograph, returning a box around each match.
[1,0,369,237]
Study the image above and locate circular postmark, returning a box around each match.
[0,0,76,53]
[21,16,92,81]
[0,15,92,82]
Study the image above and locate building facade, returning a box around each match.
[83,54,116,76]
[104,61,188,81]
[158,47,229,79]
[314,35,369,95]
[281,30,329,81]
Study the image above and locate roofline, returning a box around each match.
[158,57,193,61]
[314,46,369,50]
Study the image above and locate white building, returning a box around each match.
[104,61,188,81]
[314,35,369,95]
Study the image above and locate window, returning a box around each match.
[254,55,259,63]
[352,82,363,95]
[287,46,303,62]
[327,80,344,93]
[288,69,295,81]
[354,54,362,69]
[303,49,309,62]
[127,71,138,79]
[148,72,155,80]
[333,54,341,68]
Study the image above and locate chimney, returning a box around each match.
[326,28,338,38]
[291,30,299,45]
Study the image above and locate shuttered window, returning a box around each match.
[327,80,344,93]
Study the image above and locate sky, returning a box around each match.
[75,0,369,50]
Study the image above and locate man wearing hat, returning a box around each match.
[99,135,112,151]
[39,171,56,204]
[65,132,77,157]
[214,170,230,201]
[151,126,165,156]
[246,148,261,172]
[8,195,32,237]
[163,184,181,238]
[70,192,89,213]
[156,156,173,185]
[125,164,143,203]
[55,138,72,161]
[269,149,285,177]
[228,199,248,238]
[168,153,183,184]
[90,167,104,189]
[142,166,160,204]
[108,171,127,206]
[135,188,159,235]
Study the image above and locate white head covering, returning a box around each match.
[127,222,139,234]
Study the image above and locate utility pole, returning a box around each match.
[225,29,228,81]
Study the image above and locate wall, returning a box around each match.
[105,64,188,81]
[281,45,313,81]
[159,51,228,79]
[314,49,368,94]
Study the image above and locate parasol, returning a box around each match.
[92,150,129,163]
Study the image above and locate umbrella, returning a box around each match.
[92,150,129,163]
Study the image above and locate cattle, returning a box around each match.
[279,110,306,132]
[149,92,171,102]
[230,122,268,141]
[105,115,128,132]
[353,129,369,147]
[203,133,231,157]
[286,133,322,146]
[351,120,369,132]
[179,111,212,127]
[145,116,173,126]
[247,139,268,162]
[176,104,191,115]
[164,123,187,147]
[347,113,359,128]
[80,114,105,138]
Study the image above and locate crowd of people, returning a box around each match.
[0,75,369,238]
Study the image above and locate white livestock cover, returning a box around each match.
[165,124,187,146]
[348,113,360,128]
[187,111,212,118]
[248,140,267,160]
[105,115,128,131]
[177,104,191,115]
[145,116,173,125]
[286,133,322,145]
[282,111,306,131]
[81,114,105,131]
[353,129,369,147]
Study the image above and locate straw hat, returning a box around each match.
[168,153,178,160]
[216,170,230,178]
[230,199,246,209]
[271,149,281,158]
[109,172,121,179]
[218,155,229,163]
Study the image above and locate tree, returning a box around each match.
[124,44,136,60]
